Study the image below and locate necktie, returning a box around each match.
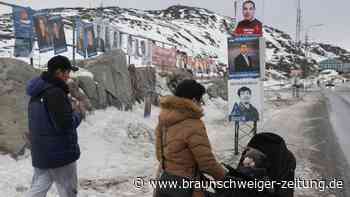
[243,55,250,66]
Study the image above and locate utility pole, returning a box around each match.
[72,18,76,66]
[234,0,238,20]
[304,32,309,58]
[293,0,302,97]
[296,0,302,49]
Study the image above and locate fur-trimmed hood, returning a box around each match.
[159,96,204,127]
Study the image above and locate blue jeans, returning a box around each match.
[26,162,78,197]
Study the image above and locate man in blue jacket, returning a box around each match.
[25,55,84,197]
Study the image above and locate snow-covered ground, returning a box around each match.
[0,86,327,196]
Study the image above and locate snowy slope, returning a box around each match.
[1,5,350,72]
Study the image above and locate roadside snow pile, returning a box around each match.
[0,102,160,197]
[0,80,324,197]
[0,94,235,196]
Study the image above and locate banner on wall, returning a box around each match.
[33,13,53,53]
[48,15,67,54]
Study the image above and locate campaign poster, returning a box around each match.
[12,6,34,39]
[14,38,33,57]
[104,23,111,52]
[127,35,135,56]
[85,23,98,57]
[135,39,143,57]
[176,51,188,69]
[228,79,263,122]
[76,19,86,58]
[134,38,140,59]
[138,39,152,65]
[228,36,265,79]
[112,30,121,49]
[234,0,263,37]
[48,15,67,54]
[94,17,105,52]
[33,13,53,53]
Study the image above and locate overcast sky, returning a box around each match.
[1,0,350,50]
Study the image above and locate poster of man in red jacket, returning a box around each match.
[234,0,263,37]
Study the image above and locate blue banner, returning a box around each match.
[12,6,34,39]
[48,15,67,55]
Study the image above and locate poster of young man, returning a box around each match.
[94,17,105,52]
[85,23,98,57]
[127,35,135,56]
[134,38,140,59]
[112,30,121,49]
[234,0,263,37]
[33,13,53,53]
[14,38,33,57]
[228,36,264,79]
[76,20,86,58]
[104,23,111,52]
[228,79,263,122]
[13,6,34,39]
[137,39,152,65]
[48,16,67,54]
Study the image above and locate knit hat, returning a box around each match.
[47,55,78,74]
[174,79,205,102]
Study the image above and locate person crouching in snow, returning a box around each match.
[154,79,226,197]
[25,55,86,197]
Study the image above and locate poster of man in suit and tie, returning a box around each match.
[228,36,264,79]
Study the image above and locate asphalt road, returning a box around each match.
[323,84,350,165]
[315,83,350,196]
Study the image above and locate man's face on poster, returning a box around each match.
[53,23,60,39]
[240,90,252,104]
[243,2,256,21]
[240,44,248,55]
[88,30,94,46]
[39,18,46,37]
[20,10,29,21]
